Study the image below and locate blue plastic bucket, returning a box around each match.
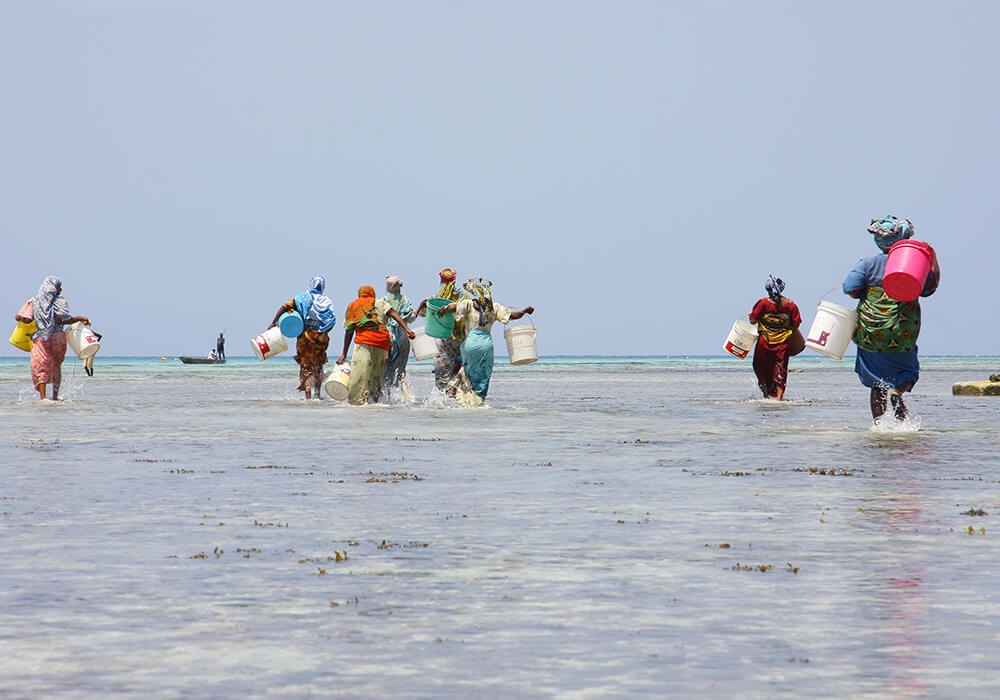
[425,298,455,339]
[278,310,304,338]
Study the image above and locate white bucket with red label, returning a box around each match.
[251,327,288,361]
[65,322,101,359]
[724,320,757,358]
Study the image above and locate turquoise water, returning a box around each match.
[2,355,999,697]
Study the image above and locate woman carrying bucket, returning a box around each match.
[416,268,469,394]
[434,278,534,407]
[843,216,940,422]
[748,275,803,400]
[18,276,91,400]
[269,275,336,399]
[382,276,418,399]
[336,285,415,405]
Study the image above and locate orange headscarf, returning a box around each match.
[345,286,378,329]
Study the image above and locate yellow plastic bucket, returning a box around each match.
[9,320,36,352]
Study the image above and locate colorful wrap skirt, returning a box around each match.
[752,336,790,398]
[433,338,463,392]
[383,324,410,388]
[30,332,67,389]
[294,330,329,393]
[460,329,495,399]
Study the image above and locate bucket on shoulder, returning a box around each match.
[9,320,35,352]
[278,310,304,338]
[883,240,934,302]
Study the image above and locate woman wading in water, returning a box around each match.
[843,216,940,422]
[748,275,803,400]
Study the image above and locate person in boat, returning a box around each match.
[843,216,939,422]
[208,349,219,360]
[269,275,336,399]
[748,275,803,401]
[336,285,415,405]
[416,268,469,395]
[434,278,534,406]
[382,276,418,399]
[216,332,225,361]
[16,276,91,400]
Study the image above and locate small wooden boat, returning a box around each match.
[179,356,226,365]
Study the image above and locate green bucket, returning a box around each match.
[425,297,456,339]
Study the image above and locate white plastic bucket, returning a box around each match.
[65,322,101,359]
[504,324,538,365]
[723,320,757,358]
[804,300,857,359]
[251,327,288,361]
[324,365,351,400]
[411,326,438,361]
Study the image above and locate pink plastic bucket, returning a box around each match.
[883,240,933,302]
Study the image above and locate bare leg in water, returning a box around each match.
[870,383,911,421]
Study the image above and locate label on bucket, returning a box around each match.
[255,337,271,355]
[725,341,750,358]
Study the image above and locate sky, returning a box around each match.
[2,1,998,357]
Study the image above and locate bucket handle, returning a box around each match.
[818,285,843,303]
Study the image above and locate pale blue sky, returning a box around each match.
[2,1,997,357]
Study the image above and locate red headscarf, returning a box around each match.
[439,268,457,282]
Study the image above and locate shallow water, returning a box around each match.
[2,355,999,697]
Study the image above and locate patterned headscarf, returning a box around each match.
[435,270,463,302]
[294,275,336,332]
[463,278,494,325]
[867,215,914,253]
[345,285,380,330]
[765,275,785,303]
[32,276,69,341]
[385,276,403,292]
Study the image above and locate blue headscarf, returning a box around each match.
[294,275,336,332]
[765,275,785,303]
[867,215,914,253]
[32,276,70,341]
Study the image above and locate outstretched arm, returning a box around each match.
[336,329,355,364]
[509,306,534,320]
[388,309,416,339]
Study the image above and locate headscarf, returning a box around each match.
[32,276,69,341]
[463,278,494,326]
[439,268,456,282]
[294,275,336,332]
[765,275,785,303]
[345,285,380,329]
[867,215,914,253]
[383,277,412,316]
